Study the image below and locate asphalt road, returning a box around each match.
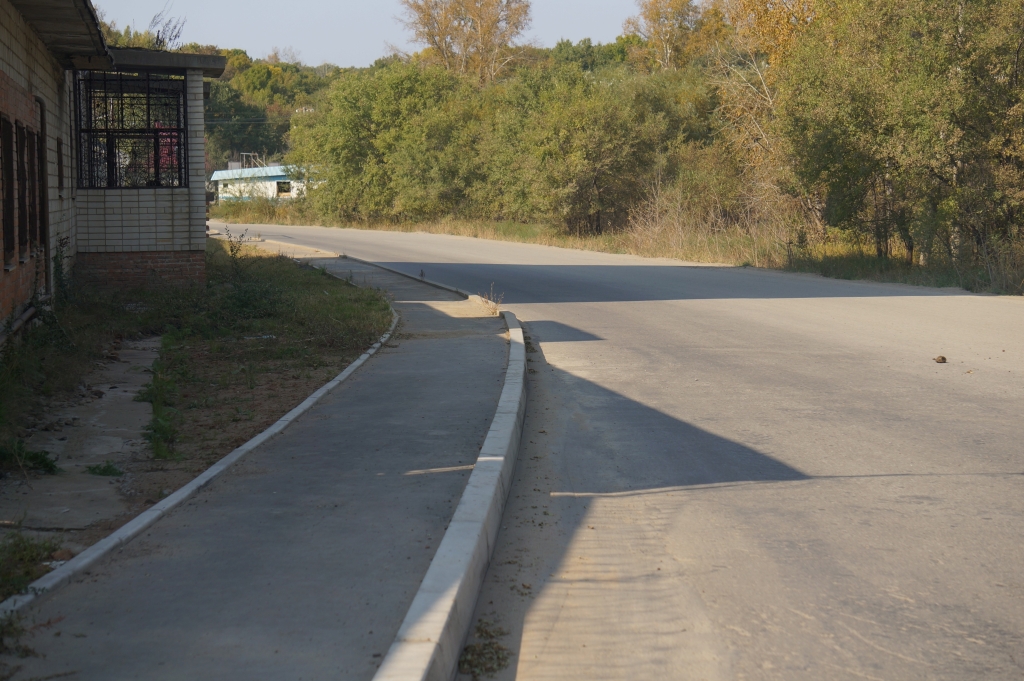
[223,223,1024,681]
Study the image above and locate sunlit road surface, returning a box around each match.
[231,223,1024,680]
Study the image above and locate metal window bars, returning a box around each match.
[75,71,188,189]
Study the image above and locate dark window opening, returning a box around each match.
[1,115,12,266]
[276,181,291,196]
[26,129,39,254]
[57,137,65,190]
[76,71,188,189]
[1,117,13,266]
[15,123,27,261]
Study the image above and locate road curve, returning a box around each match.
[224,223,1024,681]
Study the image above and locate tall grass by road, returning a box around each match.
[211,197,1024,294]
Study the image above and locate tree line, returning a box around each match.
[105,0,1024,292]
[289,0,729,235]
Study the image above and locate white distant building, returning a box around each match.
[209,165,303,201]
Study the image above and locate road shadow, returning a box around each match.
[374,262,967,305]
[453,321,810,681]
[456,320,1024,681]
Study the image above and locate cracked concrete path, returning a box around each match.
[8,258,508,681]
[0,338,158,544]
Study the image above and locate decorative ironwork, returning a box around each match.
[75,71,188,189]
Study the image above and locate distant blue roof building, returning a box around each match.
[210,165,303,200]
[210,165,294,182]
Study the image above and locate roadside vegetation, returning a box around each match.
[200,0,1024,294]
[133,236,391,464]
[0,237,390,612]
[1,237,389,474]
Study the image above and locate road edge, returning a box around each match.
[258,240,506,313]
[373,310,527,681]
[339,253,471,300]
[0,309,400,617]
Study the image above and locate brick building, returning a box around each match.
[0,0,224,323]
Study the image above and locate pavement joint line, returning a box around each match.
[0,292,401,617]
[373,310,527,681]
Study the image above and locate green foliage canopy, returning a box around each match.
[289,59,715,231]
[778,0,1024,266]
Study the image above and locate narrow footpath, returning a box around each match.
[8,255,509,681]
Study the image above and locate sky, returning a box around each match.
[93,0,642,68]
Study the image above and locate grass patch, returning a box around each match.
[0,236,391,483]
[0,439,59,478]
[85,461,124,477]
[129,236,392,463]
[786,235,1024,293]
[0,533,61,602]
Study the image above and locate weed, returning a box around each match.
[0,439,59,477]
[231,407,255,422]
[0,533,61,602]
[85,461,124,477]
[51,235,73,308]
[478,283,504,317]
[0,612,35,681]
[137,365,180,460]
[244,363,258,389]
[458,620,513,680]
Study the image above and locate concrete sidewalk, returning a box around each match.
[8,258,509,681]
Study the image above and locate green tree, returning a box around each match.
[779,0,1024,273]
[289,63,472,220]
[204,81,283,170]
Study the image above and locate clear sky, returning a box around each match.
[93,0,641,68]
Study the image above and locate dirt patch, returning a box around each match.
[123,339,365,505]
[458,619,514,681]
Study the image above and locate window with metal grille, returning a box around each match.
[75,71,188,189]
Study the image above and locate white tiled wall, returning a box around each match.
[77,69,207,254]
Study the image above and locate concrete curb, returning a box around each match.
[338,254,475,301]
[0,309,400,617]
[258,242,494,311]
[373,310,527,681]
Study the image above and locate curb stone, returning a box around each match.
[257,242,497,313]
[336,253,497,311]
[374,310,527,681]
[0,308,400,617]
[339,254,472,300]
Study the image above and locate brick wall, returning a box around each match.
[0,0,76,319]
[75,250,206,287]
[0,256,42,317]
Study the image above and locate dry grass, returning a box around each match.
[126,238,392,497]
[459,620,513,681]
[0,239,392,604]
[210,197,1024,295]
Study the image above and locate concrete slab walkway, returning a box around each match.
[7,258,509,681]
